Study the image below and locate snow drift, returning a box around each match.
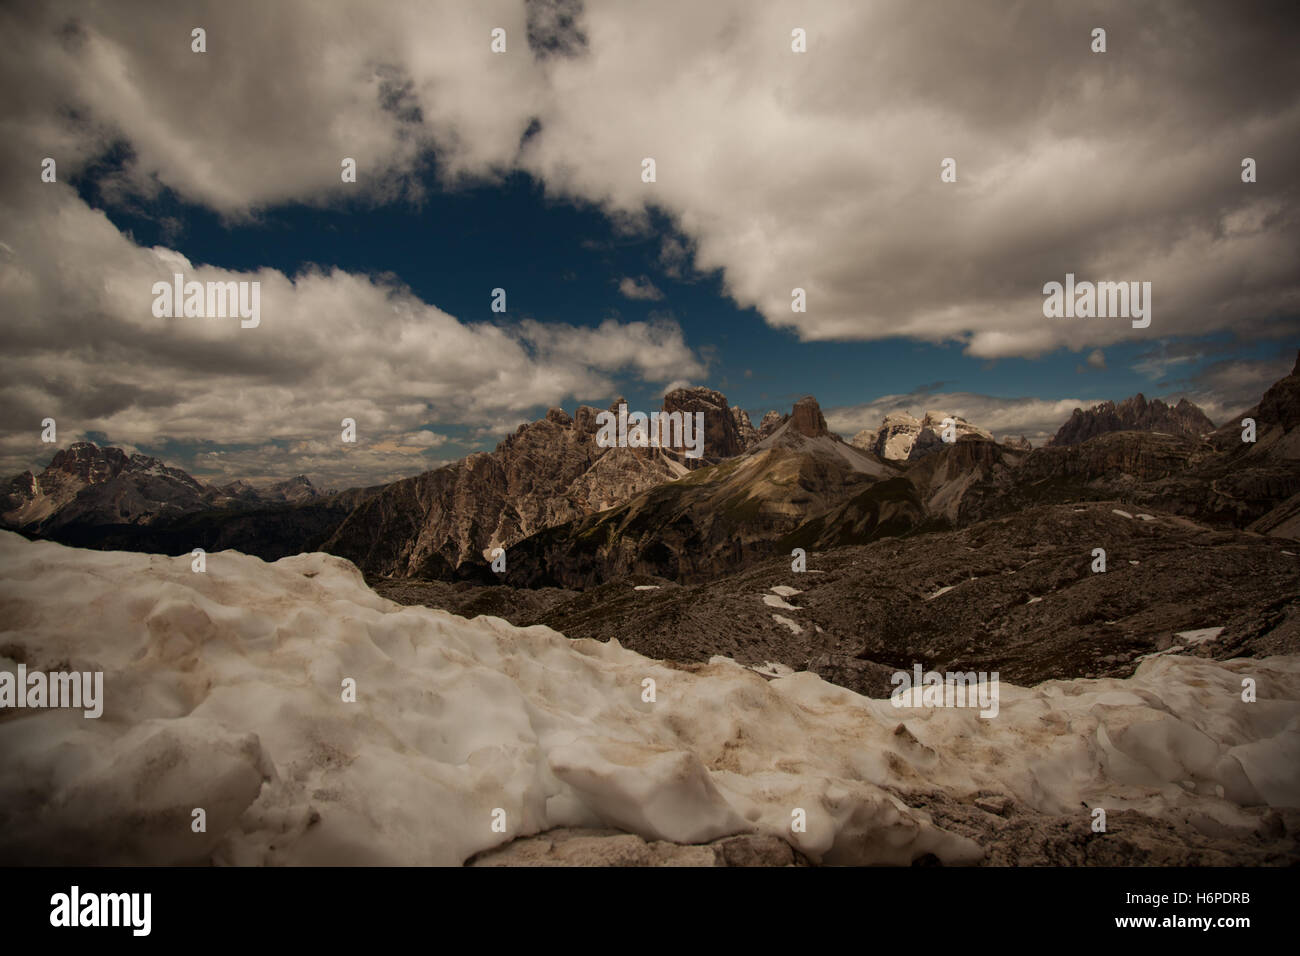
[0,530,1297,865]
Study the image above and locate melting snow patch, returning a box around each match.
[3,532,1299,867]
[1137,514,1157,521]
[748,661,797,678]
[763,593,800,610]
[926,585,957,600]
[770,585,803,598]
[1176,627,1225,646]
[633,585,661,591]
[1112,509,1134,519]
[1129,560,1140,565]
[771,614,803,635]
[1026,596,1043,604]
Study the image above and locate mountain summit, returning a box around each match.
[851,411,993,461]
[1048,394,1215,446]
[1,442,209,532]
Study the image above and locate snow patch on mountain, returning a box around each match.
[1,532,1297,866]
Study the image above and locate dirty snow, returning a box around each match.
[770,614,803,635]
[1,532,1298,866]
[747,661,797,679]
[1176,627,1225,646]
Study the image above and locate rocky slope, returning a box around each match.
[1209,350,1300,463]
[381,502,1300,700]
[1049,394,1216,446]
[757,410,787,439]
[496,398,903,588]
[887,355,1300,534]
[1,441,336,536]
[418,358,1300,588]
[323,388,750,578]
[731,406,758,450]
[2,442,212,532]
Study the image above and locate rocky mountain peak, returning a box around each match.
[3,441,211,532]
[757,410,787,439]
[789,396,829,438]
[851,410,992,461]
[49,442,128,483]
[731,406,758,450]
[662,386,743,460]
[268,475,321,502]
[1049,394,1215,446]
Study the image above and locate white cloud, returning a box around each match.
[617,276,664,301]
[7,1,1294,359]
[0,180,705,485]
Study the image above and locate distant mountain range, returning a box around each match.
[850,411,994,461]
[0,442,327,533]
[1048,393,1216,446]
[4,356,1296,580]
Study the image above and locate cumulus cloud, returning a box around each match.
[0,1,538,217]
[8,0,1295,357]
[0,177,705,484]
[517,1,1300,358]
[617,275,664,300]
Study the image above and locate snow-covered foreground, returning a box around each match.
[1,531,1298,866]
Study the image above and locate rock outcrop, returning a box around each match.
[731,406,758,450]
[1049,394,1215,446]
[851,411,993,461]
[324,388,755,577]
[662,386,745,463]
[757,410,787,440]
[789,396,829,438]
[1209,350,1300,462]
[499,397,900,588]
